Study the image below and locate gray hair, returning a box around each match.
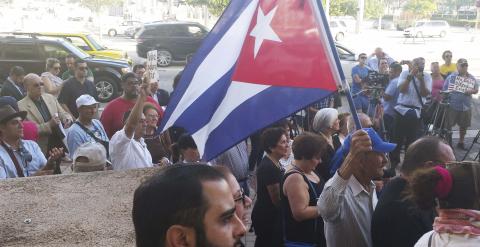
[312,108,338,133]
[45,58,60,71]
[23,73,41,88]
[347,112,372,133]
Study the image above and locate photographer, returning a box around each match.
[391,58,432,171]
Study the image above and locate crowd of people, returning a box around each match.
[1,48,480,247]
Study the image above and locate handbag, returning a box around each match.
[283,169,319,247]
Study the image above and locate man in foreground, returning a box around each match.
[318,128,396,247]
[132,164,246,247]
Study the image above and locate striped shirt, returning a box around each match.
[211,142,249,180]
[317,172,378,247]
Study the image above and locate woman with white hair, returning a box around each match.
[312,108,340,181]
[41,58,64,97]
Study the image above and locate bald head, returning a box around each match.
[347,113,372,133]
[23,73,41,87]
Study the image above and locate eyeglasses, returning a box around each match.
[445,55,452,58]
[53,67,61,70]
[234,188,246,205]
[146,114,159,119]
[360,57,367,60]
[460,63,468,67]
[77,67,88,71]
[126,80,141,86]
[33,82,44,87]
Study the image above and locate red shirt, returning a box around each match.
[100,96,162,138]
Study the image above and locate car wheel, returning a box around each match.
[439,31,446,38]
[108,29,117,37]
[157,49,172,67]
[415,32,423,38]
[95,76,118,102]
[335,32,344,41]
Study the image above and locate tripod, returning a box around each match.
[425,91,453,148]
[462,130,480,161]
[366,86,388,141]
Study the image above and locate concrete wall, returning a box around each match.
[0,168,162,247]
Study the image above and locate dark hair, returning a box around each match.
[292,132,326,160]
[9,66,25,77]
[74,59,86,67]
[122,72,138,83]
[389,62,402,72]
[173,70,183,90]
[171,134,197,163]
[143,103,159,115]
[408,164,478,210]
[358,53,367,60]
[442,50,452,60]
[132,164,225,247]
[133,64,146,73]
[261,127,285,154]
[401,136,445,176]
[46,58,60,70]
[65,54,75,60]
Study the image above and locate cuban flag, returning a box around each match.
[159,0,347,161]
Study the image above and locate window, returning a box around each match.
[330,21,338,28]
[188,25,204,37]
[42,44,70,59]
[169,25,189,37]
[3,43,39,60]
[66,36,92,51]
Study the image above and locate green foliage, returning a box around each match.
[186,0,230,17]
[365,0,384,18]
[323,0,358,17]
[403,0,437,19]
[73,0,123,13]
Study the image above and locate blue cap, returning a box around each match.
[329,128,396,176]
[0,96,19,111]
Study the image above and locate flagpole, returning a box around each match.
[310,0,362,130]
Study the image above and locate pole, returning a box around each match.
[311,0,362,129]
[356,0,365,34]
[326,0,330,21]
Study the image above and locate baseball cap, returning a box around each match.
[343,128,397,153]
[329,128,396,175]
[72,142,107,173]
[76,94,98,108]
[457,58,468,65]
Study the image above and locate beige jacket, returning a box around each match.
[18,94,73,153]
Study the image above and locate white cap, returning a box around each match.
[76,94,98,108]
[72,142,107,173]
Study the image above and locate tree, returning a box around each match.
[186,0,230,17]
[324,0,358,17]
[365,0,385,19]
[403,0,437,19]
[72,0,123,14]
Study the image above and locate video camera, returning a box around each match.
[363,70,389,88]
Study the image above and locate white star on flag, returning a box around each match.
[249,6,282,58]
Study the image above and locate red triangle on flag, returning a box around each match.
[232,0,338,91]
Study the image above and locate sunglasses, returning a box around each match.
[360,57,367,60]
[445,55,452,58]
[460,63,468,67]
[53,66,61,70]
[77,67,88,71]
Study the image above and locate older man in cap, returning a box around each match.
[66,94,109,159]
[443,58,479,149]
[0,105,64,178]
[317,128,396,247]
[18,74,73,154]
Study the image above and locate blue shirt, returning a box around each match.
[0,140,47,178]
[443,72,479,111]
[383,77,400,116]
[66,119,109,159]
[351,65,369,94]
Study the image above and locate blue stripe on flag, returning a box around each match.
[171,67,235,135]
[203,86,334,161]
[160,0,254,131]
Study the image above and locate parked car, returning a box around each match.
[403,20,450,38]
[329,20,347,41]
[372,19,395,30]
[107,20,143,37]
[136,21,209,67]
[0,34,131,102]
[335,43,356,84]
[31,32,132,64]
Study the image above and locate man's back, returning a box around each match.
[372,177,434,247]
[1,79,24,101]
[58,77,97,118]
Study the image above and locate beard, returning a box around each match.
[195,227,243,247]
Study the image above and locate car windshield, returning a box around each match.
[62,40,90,59]
[415,22,425,27]
[86,35,106,50]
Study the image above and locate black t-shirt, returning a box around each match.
[58,77,97,118]
[252,156,283,231]
[371,177,435,247]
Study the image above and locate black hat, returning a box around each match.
[0,105,27,124]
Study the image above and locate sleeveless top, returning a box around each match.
[282,169,326,246]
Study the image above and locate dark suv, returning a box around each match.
[0,34,131,102]
[136,21,209,67]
